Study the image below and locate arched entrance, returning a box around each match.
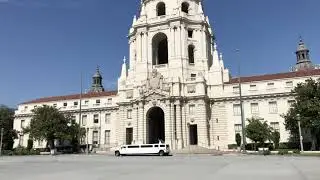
[146,107,165,144]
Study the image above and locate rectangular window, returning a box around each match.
[267,82,275,89]
[38,140,43,147]
[250,84,257,90]
[21,120,25,129]
[82,115,87,126]
[71,116,76,124]
[74,101,78,106]
[233,104,241,116]
[187,85,196,94]
[250,103,259,114]
[104,130,111,145]
[93,114,99,124]
[288,100,295,108]
[269,101,278,114]
[53,104,57,108]
[107,98,112,105]
[270,122,280,132]
[233,86,239,93]
[24,106,28,110]
[105,114,111,124]
[96,99,101,104]
[286,81,293,87]
[92,131,99,145]
[189,104,195,115]
[188,30,193,38]
[234,124,242,133]
[84,100,89,105]
[63,103,67,107]
[127,109,132,119]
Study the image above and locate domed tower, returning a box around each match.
[294,37,314,71]
[90,66,105,93]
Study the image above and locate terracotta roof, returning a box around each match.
[228,69,320,84]
[21,91,118,105]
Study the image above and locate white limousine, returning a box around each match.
[115,143,171,156]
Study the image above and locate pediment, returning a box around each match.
[143,90,168,101]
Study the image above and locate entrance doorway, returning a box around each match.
[189,125,198,145]
[126,128,133,145]
[146,107,165,144]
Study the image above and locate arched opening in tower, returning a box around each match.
[181,2,189,14]
[157,2,166,16]
[152,33,168,65]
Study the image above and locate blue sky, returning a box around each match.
[0,0,319,107]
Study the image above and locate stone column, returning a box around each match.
[165,100,173,148]
[181,101,188,147]
[132,104,138,144]
[138,102,144,144]
[176,102,183,149]
[119,106,126,145]
[197,101,209,148]
[170,102,175,149]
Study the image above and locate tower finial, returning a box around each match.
[123,56,126,64]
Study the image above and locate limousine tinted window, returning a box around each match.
[128,145,139,148]
[160,145,165,147]
[141,145,153,148]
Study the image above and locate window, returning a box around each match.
[71,116,76,124]
[288,100,295,108]
[234,124,242,133]
[34,105,37,109]
[105,114,111,124]
[250,103,259,114]
[141,145,153,148]
[63,103,67,107]
[156,2,166,16]
[84,100,89,105]
[233,104,241,116]
[181,2,189,14]
[188,45,195,64]
[187,85,196,93]
[270,122,280,132]
[19,135,24,146]
[269,101,278,114]
[105,130,111,145]
[82,115,87,126]
[107,98,112,105]
[286,81,293,87]
[74,101,78,106]
[188,30,193,38]
[267,82,275,89]
[233,86,239,93]
[189,104,195,115]
[127,109,132,119]
[38,140,43,147]
[24,106,28,110]
[250,84,257,90]
[93,114,99,124]
[21,120,25,129]
[53,104,57,108]
[96,99,100,104]
[92,131,99,145]
[216,118,219,123]
[217,136,220,141]
[191,73,196,78]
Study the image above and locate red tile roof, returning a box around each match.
[21,91,118,105]
[228,69,320,84]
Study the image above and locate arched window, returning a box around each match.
[188,45,195,64]
[157,2,166,16]
[181,2,189,14]
[152,33,168,65]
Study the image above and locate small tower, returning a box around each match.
[90,66,105,93]
[294,37,313,71]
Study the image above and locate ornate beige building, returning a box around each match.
[14,0,319,151]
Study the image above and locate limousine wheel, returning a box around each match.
[159,150,164,156]
[115,151,120,157]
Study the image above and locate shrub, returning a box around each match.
[228,144,238,150]
[263,150,271,156]
[293,149,300,154]
[14,147,29,156]
[2,150,13,156]
[235,133,242,147]
[278,143,288,149]
[271,131,280,149]
[278,149,289,155]
[27,139,34,151]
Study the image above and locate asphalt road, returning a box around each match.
[0,154,319,180]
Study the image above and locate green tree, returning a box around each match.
[283,78,320,150]
[246,118,272,150]
[271,131,280,149]
[235,133,242,147]
[0,105,17,150]
[24,106,71,154]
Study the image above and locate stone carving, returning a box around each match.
[139,69,170,96]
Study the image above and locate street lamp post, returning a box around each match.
[0,128,4,156]
[236,49,247,152]
[297,114,304,152]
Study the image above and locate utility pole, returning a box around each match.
[236,49,247,152]
[297,114,304,152]
[0,128,4,156]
